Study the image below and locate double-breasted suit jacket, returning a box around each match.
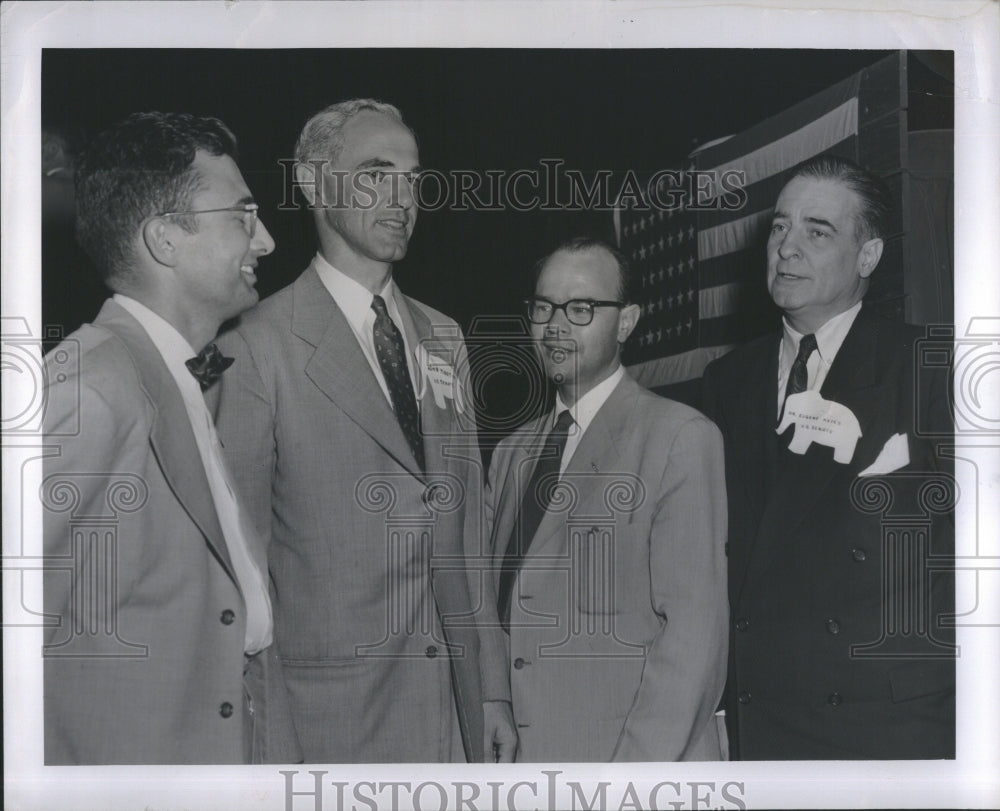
[486,373,729,761]
[213,263,504,762]
[701,306,955,759]
[42,300,299,764]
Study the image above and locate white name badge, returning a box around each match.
[776,390,862,464]
[415,344,466,413]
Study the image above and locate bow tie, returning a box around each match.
[185,343,234,390]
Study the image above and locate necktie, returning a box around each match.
[497,409,575,631]
[371,295,425,471]
[186,343,234,390]
[782,332,817,412]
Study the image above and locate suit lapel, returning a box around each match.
[743,309,882,600]
[95,301,237,584]
[292,267,423,478]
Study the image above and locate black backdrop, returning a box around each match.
[43,49,952,444]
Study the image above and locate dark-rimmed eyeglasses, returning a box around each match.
[524,296,625,326]
[156,203,259,237]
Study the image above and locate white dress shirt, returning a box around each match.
[312,253,419,408]
[113,295,273,653]
[776,301,862,419]
[553,365,625,474]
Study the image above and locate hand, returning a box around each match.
[483,700,518,762]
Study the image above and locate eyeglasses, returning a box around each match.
[156,203,259,237]
[524,296,625,326]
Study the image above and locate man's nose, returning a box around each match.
[252,219,276,256]
[777,228,801,259]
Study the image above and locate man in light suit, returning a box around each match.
[486,237,729,761]
[214,99,516,762]
[42,112,299,764]
[701,155,955,759]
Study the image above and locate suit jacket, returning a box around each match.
[485,373,729,761]
[213,263,503,762]
[701,306,955,759]
[42,299,300,765]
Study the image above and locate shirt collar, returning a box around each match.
[113,294,200,384]
[313,252,396,332]
[781,301,862,365]
[554,365,625,434]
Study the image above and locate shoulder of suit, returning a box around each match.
[628,380,717,431]
[401,295,460,330]
[44,323,148,410]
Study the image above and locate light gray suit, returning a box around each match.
[43,300,299,764]
[213,262,505,762]
[486,373,729,761]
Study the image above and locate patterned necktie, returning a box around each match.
[780,332,817,422]
[185,343,234,391]
[371,294,425,471]
[497,409,575,631]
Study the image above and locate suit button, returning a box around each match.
[735,618,750,632]
[827,692,843,707]
[737,691,751,705]
[513,657,526,669]
[826,618,841,635]
[425,645,438,658]
[220,609,235,625]
[219,702,234,718]
[852,547,867,562]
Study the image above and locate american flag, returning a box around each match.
[618,53,905,391]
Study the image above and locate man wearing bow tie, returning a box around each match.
[701,155,955,759]
[42,113,299,764]
[485,237,729,761]
[213,99,515,762]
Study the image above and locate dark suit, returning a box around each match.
[701,306,955,759]
[42,299,299,764]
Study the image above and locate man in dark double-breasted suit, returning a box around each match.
[702,155,955,760]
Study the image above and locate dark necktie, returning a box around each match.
[781,332,817,416]
[371,294,425,471]
[497,409,575,631]
[185,343,234,391]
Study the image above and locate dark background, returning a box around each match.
[42,49,953,443]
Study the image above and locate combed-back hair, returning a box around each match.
[533,236,633,304]
[294,98,409,166]
[788,154,891,242]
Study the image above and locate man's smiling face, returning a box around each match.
[318,110,420,274]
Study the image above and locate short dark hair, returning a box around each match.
[533,236,633,303]
[75,111,238,285]
[787,154,891,241]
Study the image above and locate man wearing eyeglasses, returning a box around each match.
[213,99,515,763]
[484,237,729,761]
[41,112,299,764]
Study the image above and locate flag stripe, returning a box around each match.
[627,345,735,389]
[699,98,859,194]
[699,282,743,320]
[693,70,862,168]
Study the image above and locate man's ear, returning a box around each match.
[141,217,180,268]
[617,303,640,343]
[857,237,884,279]
[295,161,318,208]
